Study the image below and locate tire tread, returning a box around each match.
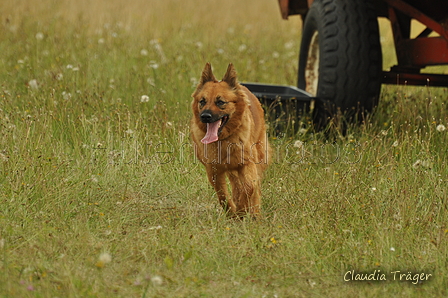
[299,0,382,119]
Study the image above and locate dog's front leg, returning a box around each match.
[228,164,261,218]
[206,168,237,216]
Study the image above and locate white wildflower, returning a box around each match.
[62,91,71,100]
[390,247,395,252]
[238,44,247,52]
[56,73,63,81]
[371,187,377,191]
[272,51,280,58]
[66,64,73,69]
[217,48,224,55]
[392,140,399,147]
[308,279,316,288]
[35,32,44,40]
[147,77,155,86]
[96,252,112,268]
[28,79,38,90]
[0,153,8,162]
[149,61,159,69]
[140,95,150,102]
[140,49,148,56]
[421,160,431,168]
[284,40,294,49]
[412,160,422,168]
[190,77,198,87]
[413,159,431,169]
[195,41,203,49]
[98,38,105,44]
[294,140,303,149]
[125,129,134,135]
[151,275,163,286]
[436,124,446,132]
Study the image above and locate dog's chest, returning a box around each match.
[195,139,255,166]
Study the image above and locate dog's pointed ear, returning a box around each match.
[199,62,217,85]
[222,63,238,89]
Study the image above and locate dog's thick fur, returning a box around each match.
[190,63,271,218]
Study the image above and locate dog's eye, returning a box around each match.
[216,100,226,107]
[199,99,206,107]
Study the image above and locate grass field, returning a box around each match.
[1,0,447,297]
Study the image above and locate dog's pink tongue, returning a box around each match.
[201,120,221,144]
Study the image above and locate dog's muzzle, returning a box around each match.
[200,110,217,123]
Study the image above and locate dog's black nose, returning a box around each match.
[200,111,213,123]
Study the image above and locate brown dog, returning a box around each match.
[190,63,271,218]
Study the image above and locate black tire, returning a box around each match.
[298,0,382,129]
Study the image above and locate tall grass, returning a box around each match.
[0,0,447,297]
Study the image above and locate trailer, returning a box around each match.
[250,0,448,129]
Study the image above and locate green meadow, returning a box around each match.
[0,0,447,297]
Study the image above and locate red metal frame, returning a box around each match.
[384,0,448,40]
[383,0,448,86]
[278,0,290,19]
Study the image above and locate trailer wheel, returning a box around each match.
[298,0,382,128]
